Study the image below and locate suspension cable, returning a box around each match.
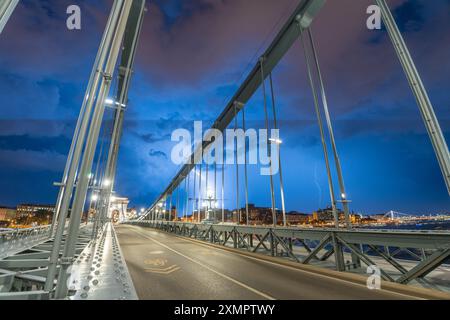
[198,162,202,223]
[214,160,217,222]
[269,73,287,227]
[299,28,339,228]
[222,159,225,223]
[186,172,190,221]
[308,27,352,228]
[234,103,240,224]
[193,164,197,222]
[242,107,249,225]
[260,58,277,226]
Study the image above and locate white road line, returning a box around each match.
[173,235,420,299]
[127,225,425,300]
[130,227,275,300]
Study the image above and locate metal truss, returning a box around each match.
[68,223,137,300]
[130,221,450,289]
[0,0,146,300]
[0,223,137,300]
[0,226,52,260]
[0,224,92,299]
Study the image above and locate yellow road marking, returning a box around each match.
[167,230,426,300]
[145,265,180,275]
[126,225,426,300]
[144,258,168,267]
[149,250,165,255]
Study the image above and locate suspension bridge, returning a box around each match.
[0,0,450,300]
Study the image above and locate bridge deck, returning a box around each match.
[116,224,434,300]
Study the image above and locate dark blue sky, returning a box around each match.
[0,0,449,215]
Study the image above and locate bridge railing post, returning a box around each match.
[331,232,345,272]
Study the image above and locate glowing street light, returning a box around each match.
[91,194,99,202]
[105,98,126,108]
[269,138,283,145]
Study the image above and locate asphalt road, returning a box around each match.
[116,224,417,300]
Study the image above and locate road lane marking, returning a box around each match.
[126,226,424,300]
[144,258,168,267]
[149,250,165,255]
[175,233,426,300]
[145,265,181,275]
[130,227,275,300]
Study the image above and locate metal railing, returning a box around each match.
[0,226,52,260]
[129,220,450,290]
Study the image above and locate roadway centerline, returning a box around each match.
[167,233,424,300]
[129,227,275,300]
[125,225,440,300]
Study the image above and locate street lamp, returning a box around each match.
[269,138,283,145]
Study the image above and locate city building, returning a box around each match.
[350,213,362,224]
[311,207,362,225]
[109,197,130,223]
[245,204,277,225]
[286,211,310,225]
[16,204,55,219]
[312,207,342,223]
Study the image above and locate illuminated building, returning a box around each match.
[16,204,55,219]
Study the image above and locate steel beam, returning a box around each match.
[368,245,408,274]
[0,259,49,269]
[397,248,450,284]
[96,0,146,233]
[337,236,394,281]
[302,233,330,264]
[44,0,125,294]
[376,0,450,195]
[0,0,18,34]
[0,291,49,300]
[54,0,134,299]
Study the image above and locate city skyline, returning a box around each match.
[0,0,449,215]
